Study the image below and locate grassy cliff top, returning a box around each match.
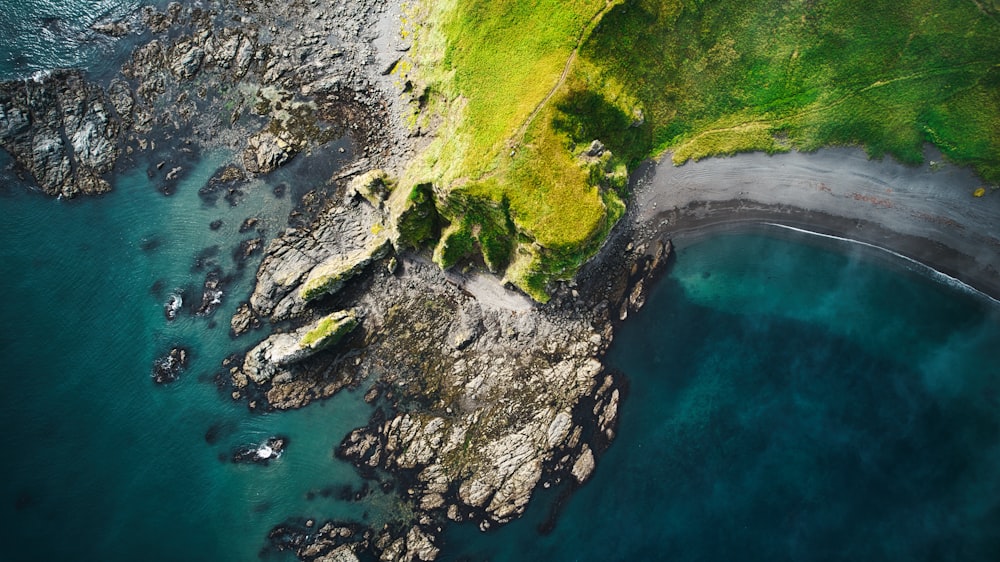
[395,0,1000,300]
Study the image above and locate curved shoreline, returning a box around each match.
[630,146,1000,301]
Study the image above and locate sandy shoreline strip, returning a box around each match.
[630,146,1000,300]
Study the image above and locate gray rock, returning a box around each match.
[243,129,297,174]
[170,42,206,79]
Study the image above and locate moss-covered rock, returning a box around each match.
[299,238,390,302]
[348,169,391,208]
[433,190,515,272]
[389,182,440,249]
[298,309,359,351]
[432,223,476,270]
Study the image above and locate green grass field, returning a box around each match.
[399,0,1000,300]
[574,0,1000,176]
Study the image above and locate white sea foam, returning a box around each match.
[764,223,1000,306]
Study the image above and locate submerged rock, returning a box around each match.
[164,291,183,321]
[232,435,289,465]
[152,347,189,384]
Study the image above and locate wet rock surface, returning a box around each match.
[232,435,288,465]
[1,0,407,198]
[153,347,189,384]
[164,291,184,321]
[228,172,670,558]
[0,70,121,197]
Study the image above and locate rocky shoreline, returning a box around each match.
[5,1,998,561]
[1,0,406,199]
[1,1,671,560]
[223,171,670,559]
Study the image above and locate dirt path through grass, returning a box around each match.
[510,0,616,149]
[674,60,999,163]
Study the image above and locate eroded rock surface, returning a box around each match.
[1,1,671,560]
[1,0,405,198]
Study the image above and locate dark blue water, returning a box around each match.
[441,227,1000,561]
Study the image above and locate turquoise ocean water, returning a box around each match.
[0,142,402,560]
[441,227,1000,561]
[4,2,1000,560]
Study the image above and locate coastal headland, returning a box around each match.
[1,0,999,560]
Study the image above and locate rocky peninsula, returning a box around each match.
[1,0,667,559]
[2,0,998,561]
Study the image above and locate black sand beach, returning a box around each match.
[633,147,1000,299]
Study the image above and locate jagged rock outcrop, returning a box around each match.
[0,71,121,197]
[241,309,360,386]
[240,195,389,329]
[2,0,401,199]
[3,0,668,559]
[152,347,189,384]
[244,129,299,174]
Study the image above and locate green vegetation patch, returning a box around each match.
[299,310,359,350]
[390,182,441,249]
[572,0,1000,180]
[399,0,1000,300]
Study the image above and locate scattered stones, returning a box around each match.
[0,0,663,559]
[201,166,248,206]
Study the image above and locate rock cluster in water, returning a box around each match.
[152,347,189,384]
[0,0,400,199]
[232,435,288,465]
[226,167,671,557]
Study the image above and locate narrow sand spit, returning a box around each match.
[631,147,1000,299]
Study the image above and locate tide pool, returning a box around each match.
[440,225,1000,561]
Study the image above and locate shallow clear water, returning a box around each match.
[440,226,1000,561]
[0,138,395,560]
